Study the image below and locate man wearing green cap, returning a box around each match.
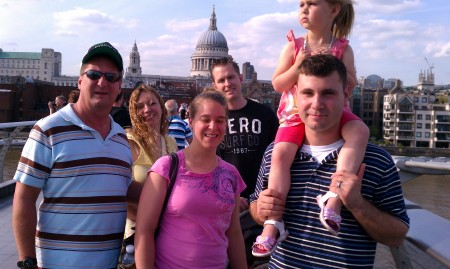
[13,42,142,269]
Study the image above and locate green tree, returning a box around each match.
[369,124,380,140]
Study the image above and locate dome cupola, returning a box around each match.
[196,7,228,49]
[190,6,230,77]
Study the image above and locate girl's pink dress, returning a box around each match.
[275,30,359,145]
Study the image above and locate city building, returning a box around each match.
[383,80,450,148]
[350,86,388,139]
[125,41,142,78]
[190,6,230,77]
[242,62,255,80]
[361,74,384,90]
[417,67,435,93]
[0,48,61,83]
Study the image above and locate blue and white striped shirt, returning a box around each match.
[14,104,132,268]
[250,142,410,269]
[168,115,193,150]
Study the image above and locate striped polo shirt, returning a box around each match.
[14,104,132,268]
[168,115,193,150]
[250,142,410,269]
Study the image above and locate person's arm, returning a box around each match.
[338,120,369,173]
[126,181,143,220]
[272,42,308,93]
[12,182,41,260]
[48,101,55,115]
[330,164,409,247]
[126,140,140,220]
[249,188,285,226]
[238,197,249,212]
[341,44,357,91]
[134,172,167,269]
[226,195,247,268]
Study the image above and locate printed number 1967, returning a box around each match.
[233,148,248,154]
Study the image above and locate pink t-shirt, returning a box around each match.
[150,151,246,269]
[278,30,349,127]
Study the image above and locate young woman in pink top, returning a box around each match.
[135,90,247,268]
[252,0,370,257]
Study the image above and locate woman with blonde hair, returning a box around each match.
[123,84,178,243]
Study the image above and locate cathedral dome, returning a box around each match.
[196,7,228,50]
[196,29,228,49]
[190,6,230,77]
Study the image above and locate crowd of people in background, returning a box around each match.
[14,2,410,268]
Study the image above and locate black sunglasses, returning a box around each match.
[83,70,122,83]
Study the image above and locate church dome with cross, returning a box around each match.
[190,6,230,77]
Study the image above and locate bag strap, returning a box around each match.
[157,152,178,226]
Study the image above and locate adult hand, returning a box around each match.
[239,197,249,212]
[47,101,53,109]
[330,164,366,212]
[255,188,285,224]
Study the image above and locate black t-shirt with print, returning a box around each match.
[217,99,279,198]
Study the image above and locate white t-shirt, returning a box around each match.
[301,139,345,164]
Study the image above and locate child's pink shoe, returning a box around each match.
[316,191,342,236]
[252,220,288,257]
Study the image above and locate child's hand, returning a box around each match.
[311,47,331,56]
[294,49,310,67]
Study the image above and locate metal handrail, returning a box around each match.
[0,121,37,182]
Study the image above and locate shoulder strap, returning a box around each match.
[287,29,303,62]
[157,152,178,226]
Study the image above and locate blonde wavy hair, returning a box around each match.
[127,85,169,160]
[327,0,355,38]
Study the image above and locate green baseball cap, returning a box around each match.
[82,42,123,72]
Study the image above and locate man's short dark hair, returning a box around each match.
[298,54,347,88]
[210,57,240,81]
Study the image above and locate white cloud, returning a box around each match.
[425,42,450,58]
[166,18,208,32]
[53,8,114,29]
[55,31,79,37]
[222,11,297,78]
[53,7,138,34]
[357,0,422,13]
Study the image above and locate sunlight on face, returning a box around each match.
[136,92,162,130]
[190,100,227,149]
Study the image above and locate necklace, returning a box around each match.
[303,33,335,51]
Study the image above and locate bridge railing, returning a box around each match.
[0,121,37,196]
[390,156,450,268]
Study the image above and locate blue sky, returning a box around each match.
[1,0,450,86]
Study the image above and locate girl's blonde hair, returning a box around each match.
[127,85,169,160]
[328,0,355,38]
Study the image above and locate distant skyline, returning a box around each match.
[1,0,450,86]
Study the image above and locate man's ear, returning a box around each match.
[344,85,350,98]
